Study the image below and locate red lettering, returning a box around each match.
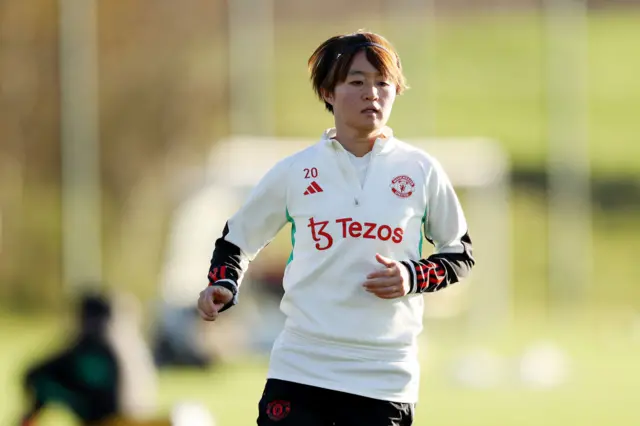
[308,217,333,250]
[348,221,362,238]
[336,217,353,238]
[363,223,377,239]
[377,225,392,241]
[308,217,404,250]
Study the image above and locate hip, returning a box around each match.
[267,328,421,403]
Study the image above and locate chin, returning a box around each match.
[352,120,382,134]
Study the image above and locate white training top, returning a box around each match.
[220,127,470,403]
[346,150,372,187]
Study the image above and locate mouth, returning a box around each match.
[361,107,380,115]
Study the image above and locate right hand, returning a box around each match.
[197,285,234,321]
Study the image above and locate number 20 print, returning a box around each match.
[304,168,318,179]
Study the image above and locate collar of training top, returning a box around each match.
[321,126,395,155]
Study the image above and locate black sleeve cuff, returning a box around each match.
[401,259,447,294]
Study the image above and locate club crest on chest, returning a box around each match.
[390,175,415,198]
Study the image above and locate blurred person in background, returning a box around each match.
[198,30,475,426]
[20,291,121,425]
[19,288,208,426]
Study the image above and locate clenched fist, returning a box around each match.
[362,253,410,299]
[197,285,234,321]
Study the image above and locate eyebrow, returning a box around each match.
[347,70,382,77]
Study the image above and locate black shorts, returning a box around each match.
[257,378,415,426]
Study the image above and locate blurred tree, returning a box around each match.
[98,0,229,301]
[0,0,230,309]
[0,0,61,310]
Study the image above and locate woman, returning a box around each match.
[198,30,475,426]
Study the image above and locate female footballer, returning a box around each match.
[198,30,475,426]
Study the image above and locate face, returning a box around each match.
[324,51,397,134]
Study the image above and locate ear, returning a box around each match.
[321,88,334,106]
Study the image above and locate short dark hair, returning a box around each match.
[308,30,408,114]
[79,292,111,323]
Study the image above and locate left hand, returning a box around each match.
[362,253,410,299]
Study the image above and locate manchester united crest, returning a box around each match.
[267,400,291,421]
[390,175,415,198]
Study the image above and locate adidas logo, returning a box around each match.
[304,181,323,196]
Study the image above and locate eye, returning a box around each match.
[377,81,391,87]
[349,80,364,86]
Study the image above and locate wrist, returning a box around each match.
[400,260,417,294]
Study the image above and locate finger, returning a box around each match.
[366,285,402,296]
[199,289,218,314]
[198,292,216,315]
[366,268,395,279]
[375,253,396,268]
[363,277,399,289]
[372,290,404,299]
[212,286,234,304]
[197,298,217,318]
[197,306,217,321]
[198,309,216,321]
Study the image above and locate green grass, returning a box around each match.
[271,11,640,177]
[2,310,639,426]
[2,189,639,425]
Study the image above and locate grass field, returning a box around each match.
[2,308,639,425]
[2,189,639,425]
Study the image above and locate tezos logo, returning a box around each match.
[307,217,403,251]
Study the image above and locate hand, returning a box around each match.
[362,253,410,299]
[197,285,234,321]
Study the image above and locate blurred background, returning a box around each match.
[1,0,639,425]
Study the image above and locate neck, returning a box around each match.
[333,123,385,157]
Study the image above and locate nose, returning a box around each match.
[362,83,379,101]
